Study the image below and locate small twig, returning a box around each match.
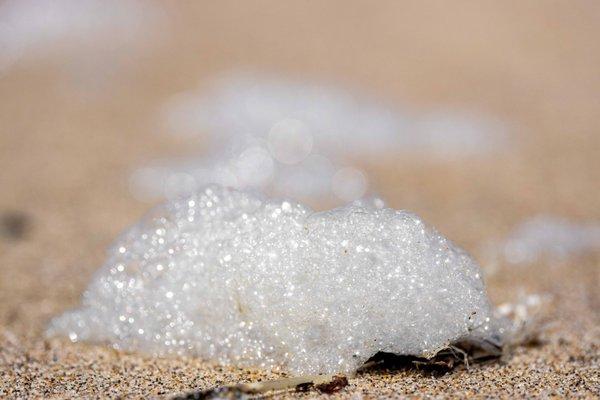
[172,374,348,399]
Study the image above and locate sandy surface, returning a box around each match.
[1,1,599,398]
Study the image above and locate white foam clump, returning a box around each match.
[49,186,502,374]
[502,215,600,265]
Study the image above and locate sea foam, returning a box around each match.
[130,73,509,204]
[49,186,503,374]
[501,215,600,265]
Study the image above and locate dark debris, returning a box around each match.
[315,375,349,394]
[0,211,31,240]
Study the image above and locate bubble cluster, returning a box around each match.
[49,185,502,374]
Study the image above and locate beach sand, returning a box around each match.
[1,1,599,398]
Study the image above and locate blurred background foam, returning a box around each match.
[0,0,166,90]
[130,72,512,204]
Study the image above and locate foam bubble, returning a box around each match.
[331,167,368,202]
[268,118,313,165]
